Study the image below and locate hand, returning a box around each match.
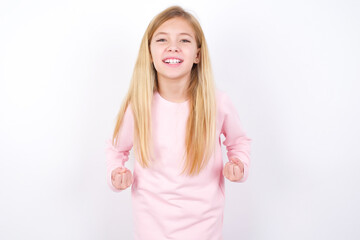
[111,167,133,190]
[223,157,244,182]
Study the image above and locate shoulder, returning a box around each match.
[215,87,225,100]
[126,102,133,114]
[215,87,235,112]
[122,102,134,126]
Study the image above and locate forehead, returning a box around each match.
[154,17,195,38]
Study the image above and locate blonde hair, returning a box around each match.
[111,5,217,176]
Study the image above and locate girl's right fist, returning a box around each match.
[111,167,133,190]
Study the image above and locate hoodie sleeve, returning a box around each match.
[105,104,134,192]
[221,93,252,183]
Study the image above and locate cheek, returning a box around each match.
[185,48,198,58]
[149,45,157,58]
[150,52,162,70]
[151,49,162,62]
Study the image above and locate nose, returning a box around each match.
[167,41,180,52]
[167,46,179,52]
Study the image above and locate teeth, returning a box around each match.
[164,59,181,64]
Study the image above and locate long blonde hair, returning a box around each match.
[112,5,217,176]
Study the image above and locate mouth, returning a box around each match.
[162,57,184,66]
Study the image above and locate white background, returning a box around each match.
[1,0,359,239]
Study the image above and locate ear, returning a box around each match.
[194,48,200,64]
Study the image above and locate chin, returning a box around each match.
[158,73,189,81]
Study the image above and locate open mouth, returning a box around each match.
[162,58,183,65]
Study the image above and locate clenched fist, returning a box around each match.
[111,167,133,190]
[223,157,244,182]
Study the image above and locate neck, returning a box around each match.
[157,74,190,102]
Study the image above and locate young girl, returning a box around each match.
[105,5,252,240]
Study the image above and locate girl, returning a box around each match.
[105,5,252,240]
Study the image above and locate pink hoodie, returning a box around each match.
[105,88,252,240]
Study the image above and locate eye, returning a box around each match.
[181,39,191,43]
[156,39,166,42]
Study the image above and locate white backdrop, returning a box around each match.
[1,0,359,239]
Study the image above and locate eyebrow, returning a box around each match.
[154,32,193,39]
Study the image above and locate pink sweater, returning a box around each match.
[105,88,252,240]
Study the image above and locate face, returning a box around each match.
[150,17,200,82]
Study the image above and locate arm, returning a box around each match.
[221,93,252,183]
[105,104,134,192]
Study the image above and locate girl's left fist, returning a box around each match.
[223,157,244,182]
